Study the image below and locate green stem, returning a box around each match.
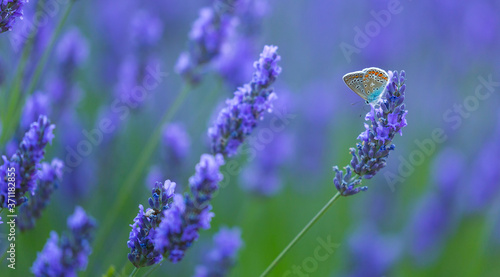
[25,0,74,96]
[128,267,139,277]
[141,261,162,277]
[0,25,35,145]
[259,192,342,277]
[91,84,191,271]
[0,0,75,145]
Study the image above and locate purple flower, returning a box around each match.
[32,232,64,276]
[408,193,451,265]
[0,0,27,33]
[334,70,408,196]
[208,45,282,157]
[176,3,239,84]
[404,148,465,265]
[430,148,465,202]
[20,91,51,131]
[465,113,500,212]
[19,159,64,231]
[347,223,402,277]
[235,0,269,35]
[32,206,96,276]
[253,45,282,86]
[188,154,224,205]
[154,154,224,263]
[215,37,256,87]
[333,166,368,196]
[113,56,159,109]
[56,27,89,67]
[240,132,294,197]
[374,125,391,143]
[1,115,55,207]
[214,0,269,87]
[163,123,191,162]
[128,180,176,268]
[55,110,95,200]
[47,28,88,115]
[46,76,82,111]
[130,11,163,49]
[194,227,243,277]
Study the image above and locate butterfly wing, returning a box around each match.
[343,71,368,101]
[362,67,389,95]
[361,67,389,103]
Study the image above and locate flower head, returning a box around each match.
[130,11,163,49]
[194,227,243,277]
[176,2,239,84]
[154,154,224,263]
[408,193,451,264]
[214,0,270,87]
[56,27,89,67]
[209,45,281,157]
[0,0,27,33]
[19,159,64,231]
[240,132,293,197]
[466,112,500,212]
[32,207,96,276]
[334,70,407,196]
[128,180,176,267]
[1,115,55,207]
[162,123,190,162]
[21,91,51,131]
[347,223,402,277]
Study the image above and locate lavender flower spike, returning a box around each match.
[0,0,27,33]
[127,180,176,268]
[155,154,225,263]
[334,70,407,196]
[209,45,282,157]
[32,206,97,276]
[1,115,55,207]
[20,91,51,131]
[19,159,64,231]
[163,122,191,162]
[194,227,243,277]
[176,1,239,84]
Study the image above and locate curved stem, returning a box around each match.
[91,84,191,271]
[128,267,139,277]
[259,192,342,277]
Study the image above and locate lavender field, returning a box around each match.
[1,0,500,276]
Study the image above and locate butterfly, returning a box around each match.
[343,67,389,105]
